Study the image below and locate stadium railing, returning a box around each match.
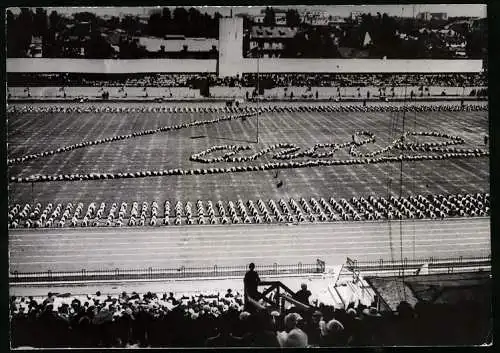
[350,255,491,275]
[9,262,321,283]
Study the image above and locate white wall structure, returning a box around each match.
[7,57,482,74]
[7,58,217,73]
[240,58,483,73]
[218,17,244,77]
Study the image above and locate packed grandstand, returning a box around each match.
[7,72,487,88]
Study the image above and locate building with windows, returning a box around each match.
[248,26,297,58]
[253,10,287,26]
[275,13,287,26]
[253,15,265,24]
[28,36,43,58]
[302,11,330,26]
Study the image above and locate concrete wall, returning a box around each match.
[218,17,244,77]
[8,86,202,99]
[7,58,217,73]
[240,58,483,73]
[7,57,482,75]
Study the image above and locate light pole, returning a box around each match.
[256,45,260,144]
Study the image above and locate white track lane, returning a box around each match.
[9,218,490,272]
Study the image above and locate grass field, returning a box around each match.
[8,102,489,211]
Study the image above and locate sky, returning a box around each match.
[9,4,486,19]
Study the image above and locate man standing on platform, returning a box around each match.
[294,283,312,306]
[244,263,261,311]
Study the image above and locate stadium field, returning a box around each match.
[8,102,488,210]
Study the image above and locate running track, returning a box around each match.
[9,218,490,273]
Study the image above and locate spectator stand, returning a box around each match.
[7,72,487,102]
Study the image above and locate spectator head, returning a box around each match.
[301,283,308,290]
[346,308,357,318]
[95,291,101,297]
[239,311,251,321]
[249,263,255,270]
[362,307,381,318]
[284,328,309,348]
[270,310,281,327]
[323,319,345,344]
[284,312,303,331]
[326,319,344,333]
[312,310,323,324]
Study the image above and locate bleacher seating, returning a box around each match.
[8,72,487,89]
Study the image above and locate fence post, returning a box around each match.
[214,265,218,277]
[47,270,52,281]
[274,263,278,276]
[115,268,120,280]
[298,262,302,274]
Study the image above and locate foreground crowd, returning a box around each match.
[10,287,491,347]
[8,72,487,89]
[8,192,489,229]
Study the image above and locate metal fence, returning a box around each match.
[351,255,491,274]
[9,262,321,283]
[9,255,490,283]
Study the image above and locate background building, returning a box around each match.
[249,26,297,58]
